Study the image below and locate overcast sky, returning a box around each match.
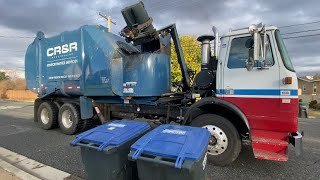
[0,0,319,77]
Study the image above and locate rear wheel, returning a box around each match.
[82,117,100,131]
[58,103,84,135]
[190,114,241,166]
[37,102,58,130]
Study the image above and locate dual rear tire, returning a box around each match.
[58,103,83,135]
[38,102,59,130]
[37,102,87,135]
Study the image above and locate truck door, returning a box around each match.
[222,32,280,130]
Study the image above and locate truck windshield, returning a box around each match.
[275,29,295,72]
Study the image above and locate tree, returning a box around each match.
[171,36,201,84]
[0,71,9,81]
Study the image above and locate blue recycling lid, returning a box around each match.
[131,124,210,168]
[71,120,150,151]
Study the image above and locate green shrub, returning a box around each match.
[309,100,318,109]
[312,103,320,109]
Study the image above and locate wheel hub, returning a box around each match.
[40,108,50,124]
[61,110,73,128]
[203,125,228,155]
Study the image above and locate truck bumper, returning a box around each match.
[289,131,303,156]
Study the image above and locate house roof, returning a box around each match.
[298,75,320,82]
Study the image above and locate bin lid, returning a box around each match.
[131,124,210,168]
[299,102,308,105]
[71,120,150,151]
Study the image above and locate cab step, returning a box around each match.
[251,130,289,161]
[252,136,288,147]
[253,149,288,161]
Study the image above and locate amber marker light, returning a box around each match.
[284,77,292,84]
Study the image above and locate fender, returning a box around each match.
[80,96,93,119]
[184,97,250,130]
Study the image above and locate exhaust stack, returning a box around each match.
[212,26,219,58]
[197,35,214,70]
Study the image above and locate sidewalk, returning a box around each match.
[0,158,39,180]
[0,147,73,180]
[0,167,21,180]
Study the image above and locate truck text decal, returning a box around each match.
[47,42,78,57]
[107,123,126,128]
[162,129,186,135]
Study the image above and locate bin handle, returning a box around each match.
[97,137,114,151]
[132,139,149,160]
[70,131,95,145]
[137,156,176,167]
[175,131,191,169]
[71,130,113,151]
[132,133,159,160]
[175,148,186,169]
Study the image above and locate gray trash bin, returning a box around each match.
[71,120,150,180]
[129,124,210,180]
[299,102,308,118]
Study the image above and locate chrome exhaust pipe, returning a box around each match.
[197,35,214,70]
[212,26,219,58]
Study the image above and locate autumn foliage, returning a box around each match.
[171,36,201,84]
[0,71,28,98]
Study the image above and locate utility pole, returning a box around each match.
[99,12,116,32]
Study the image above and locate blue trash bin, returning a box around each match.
[129,124,210,180]
[71,120,150,180]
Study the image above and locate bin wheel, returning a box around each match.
[37,102,59,130]
[58,103,84,135]
[190,114,241,166]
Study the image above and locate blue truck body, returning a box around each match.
[25,25,171,104]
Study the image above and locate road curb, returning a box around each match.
[0,147,71,180]
[0,159,40,180]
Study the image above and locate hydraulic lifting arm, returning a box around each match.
[158,24,190,91]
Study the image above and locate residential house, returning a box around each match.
[298,75,320,102]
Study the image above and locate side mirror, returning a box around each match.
[248,24,260,61]
[262,37,269,66]
[264,39,269,58]
[245,38,254,71]
[248,24,269,69]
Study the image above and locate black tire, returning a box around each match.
[37,102,59,130]
[82,117,100,131]
[190,114,241,166]
[53,101,63,109]
[58,103,84,135]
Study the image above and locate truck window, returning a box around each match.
[275,29,295,72]
[227,36,274,69]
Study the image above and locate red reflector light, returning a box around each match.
[284,77,292,84]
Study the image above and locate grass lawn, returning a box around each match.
[308,109,320,118]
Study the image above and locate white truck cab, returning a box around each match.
[212,25,301,162]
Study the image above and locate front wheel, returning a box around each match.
[190,114,241,166]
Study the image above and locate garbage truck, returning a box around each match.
[25,1,303,166]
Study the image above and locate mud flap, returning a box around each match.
[80,96,93,119]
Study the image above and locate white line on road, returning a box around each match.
[0,106,22,110]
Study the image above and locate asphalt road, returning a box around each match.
[0,100,319,179]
